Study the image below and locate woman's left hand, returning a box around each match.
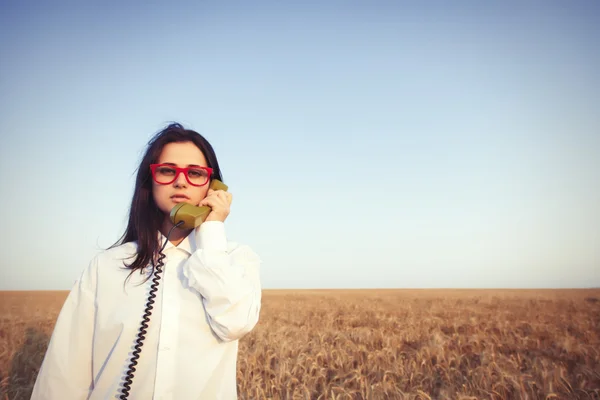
[199,189,232,222]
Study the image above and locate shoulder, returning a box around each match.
[94,241,139,266]
[79,241,139,279]
[70,241,142,294]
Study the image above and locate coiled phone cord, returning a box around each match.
[119,220,184,400]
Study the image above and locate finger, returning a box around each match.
[213,190,231,204]
[199,197,217,208]
[199,195,227,209]
[202,190,221,202]
[218,191,230,201]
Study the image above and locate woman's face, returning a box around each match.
[151,141,211,217]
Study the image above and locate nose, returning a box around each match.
[173,170,188,187]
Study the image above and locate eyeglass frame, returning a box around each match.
[150,163,214,187]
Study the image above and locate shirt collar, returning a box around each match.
[157,228,198,256]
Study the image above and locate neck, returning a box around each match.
[160,215,192,247]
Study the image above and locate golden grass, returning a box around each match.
[1,289,599,399]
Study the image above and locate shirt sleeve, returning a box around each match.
[30,256,97,400]
[182,221,262,342]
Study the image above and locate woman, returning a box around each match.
[31,123,262,399]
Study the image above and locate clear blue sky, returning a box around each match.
[1,1,598,290]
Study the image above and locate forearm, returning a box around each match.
[183,222,262,341]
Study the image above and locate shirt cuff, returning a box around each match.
[196,221,228,251]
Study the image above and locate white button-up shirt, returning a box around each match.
[31,221,262,399]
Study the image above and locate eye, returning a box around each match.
[188,168,208,177]
[157,166,176,175]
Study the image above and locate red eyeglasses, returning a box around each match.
[150,163,213,187]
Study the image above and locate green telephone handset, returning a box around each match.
[169,179,229,229]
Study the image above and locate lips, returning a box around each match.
[171,194,190,202]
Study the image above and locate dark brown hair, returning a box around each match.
[110,123,223,283]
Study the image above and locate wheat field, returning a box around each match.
[1,289,599,400]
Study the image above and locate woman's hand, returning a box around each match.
[199,188,232,222]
